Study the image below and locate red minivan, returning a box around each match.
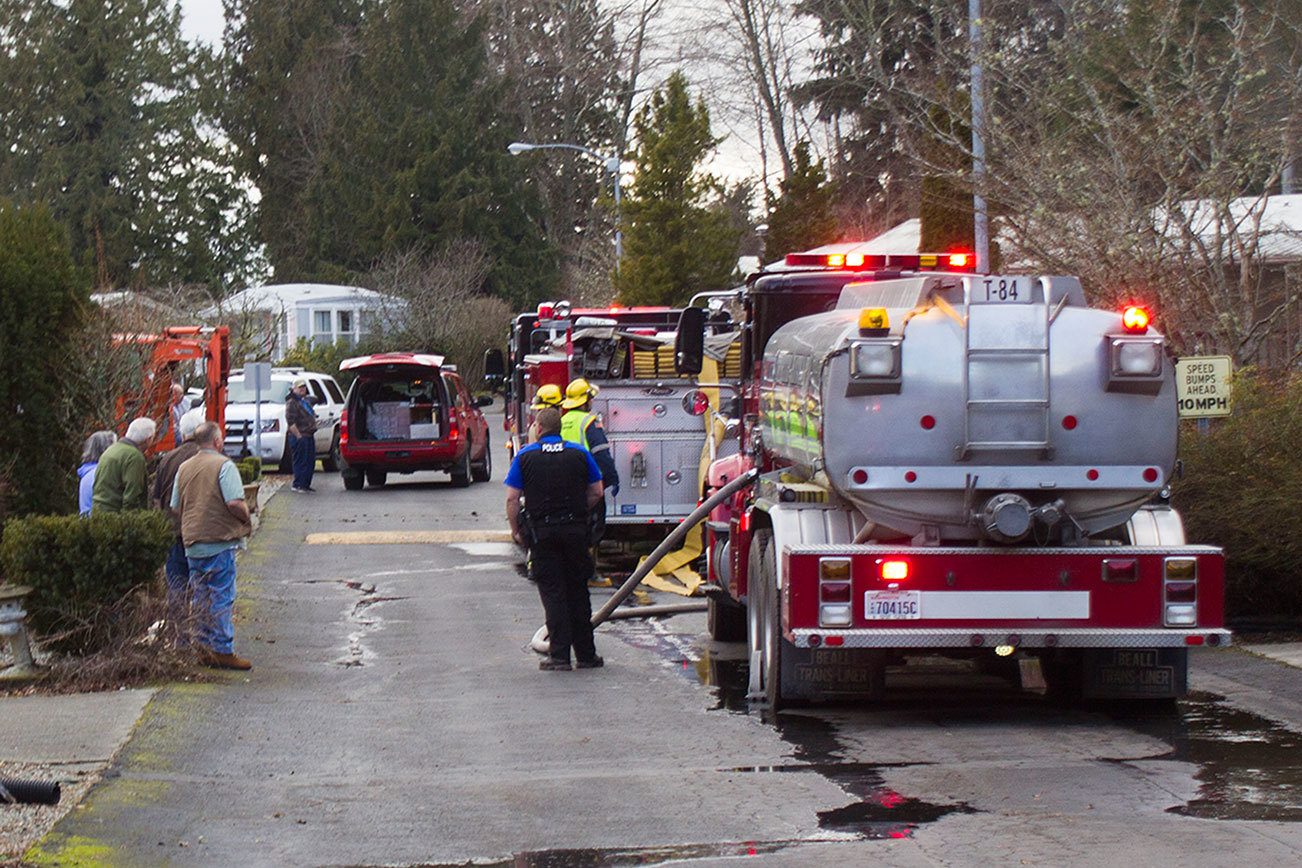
[338,353,492,490]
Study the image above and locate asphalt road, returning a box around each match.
[34,425,1302,866]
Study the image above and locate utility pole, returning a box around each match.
[970,0,990,273]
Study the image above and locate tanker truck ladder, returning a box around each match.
[958,295,1053,461]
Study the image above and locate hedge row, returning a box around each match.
[0,510,173,652]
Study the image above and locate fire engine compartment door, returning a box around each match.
[661,438,703,517]
[596,389,705,435]
[607,439,663,519]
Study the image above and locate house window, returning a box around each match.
[313,310,333,346]
[337,310,356,347]
[358,310,375,337]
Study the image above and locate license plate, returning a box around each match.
[864,590,921,620]
[974,276,1031,303]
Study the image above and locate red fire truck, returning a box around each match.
[489,301,740,544]
[675,248,1228,707]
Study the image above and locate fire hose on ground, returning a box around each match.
[531,468,759,654]
[0,776,61,806]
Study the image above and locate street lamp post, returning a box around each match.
[508,141,623,271]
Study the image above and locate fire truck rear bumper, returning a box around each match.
[790,627,1232,649]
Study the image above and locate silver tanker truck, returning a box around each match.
[677,249,1229,708]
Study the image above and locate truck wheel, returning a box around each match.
[342,470,364,491]
[707,595,746,642]
[746,530,786,708]
[470,435,492,483]
[365,470,387,488]
[761,551,785,711]
[746,530,770,698]
[449,445,472,487]
[321,431,341,472]
[277,448,292,475]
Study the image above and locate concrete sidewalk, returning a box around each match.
[1240,642,1302,669]
[0,688,155,861]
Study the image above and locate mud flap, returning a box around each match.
[1083,648,1188,699]
[780,643,886,702]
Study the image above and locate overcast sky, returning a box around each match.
[180,0,222,44]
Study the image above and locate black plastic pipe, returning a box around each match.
[0,776,61,805]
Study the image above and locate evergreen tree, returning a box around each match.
[223,0,560,306]
[0,202,85,517]
[221,0,367,281]
[615,72,740,306]
[764,142,839,258]
[0,0,254,290]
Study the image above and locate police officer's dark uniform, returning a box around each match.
[504,430,604,670]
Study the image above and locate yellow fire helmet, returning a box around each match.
[561,378,599,410]
[531,384,564,409]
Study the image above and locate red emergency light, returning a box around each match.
[1122,305,1151,333]
[878,559,910,581]
[783,251,978,273]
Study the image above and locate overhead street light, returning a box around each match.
[508,141,623,270]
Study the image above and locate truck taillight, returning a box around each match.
[1164,557,1198,625]
[339,409,349,446]
[878,559,910,581]
[448,416,460,440]
[818,558,853,626]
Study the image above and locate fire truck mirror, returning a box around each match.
[675,308,707,375]
[483,348,507,383]
[682,390,711,417]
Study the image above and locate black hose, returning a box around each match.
[592,467,759,627]
[0,776,61,806]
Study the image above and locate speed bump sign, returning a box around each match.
[1175,356,1232,418]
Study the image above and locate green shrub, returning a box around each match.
[0,201,85,518]
[237,457,262,485]
[0,510,173,652]
[1172,370,1302,620]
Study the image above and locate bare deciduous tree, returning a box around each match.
[801,0,1301,366]
[366,242,512,385]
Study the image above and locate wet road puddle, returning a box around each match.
[418,840,812,866]
[624,622,1302,829]
[1108,692,1302,821]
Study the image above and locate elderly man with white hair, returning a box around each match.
[92,417,157,513]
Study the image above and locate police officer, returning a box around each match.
[560,379,619,553]
[505,406,606,671]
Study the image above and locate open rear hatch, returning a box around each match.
[341,354,449,444]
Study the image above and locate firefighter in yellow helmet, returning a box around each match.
[532,384,564,410]
[561,379,619,572]
[527,384,565,442]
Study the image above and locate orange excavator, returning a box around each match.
[113,326,229,456]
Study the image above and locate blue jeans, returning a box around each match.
[289,432,315,489]
[165,539,190,641]
[187,548,237,655]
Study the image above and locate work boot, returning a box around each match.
[200,649,253,671]
[575,655,604,669]
[539,658,572,671]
